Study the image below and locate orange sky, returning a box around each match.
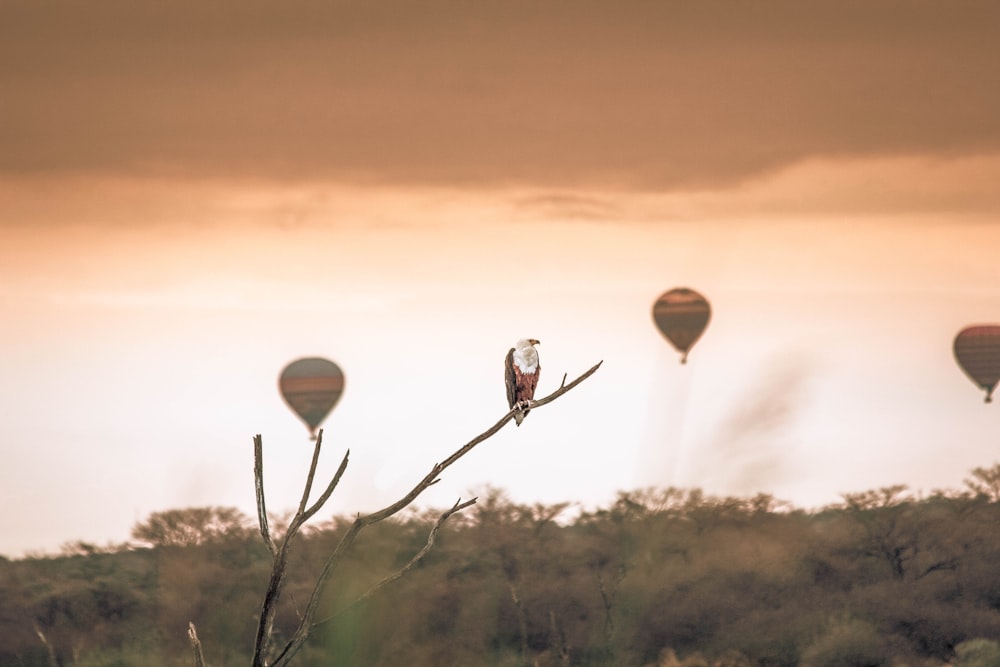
[2,1,999,556]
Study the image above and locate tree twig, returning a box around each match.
[33,623,58,667]
[299,448,350,525]
[296,433,326,516]
[254,436,276,556]
[188,622,206,667]
[314,497,478,626]
[525,360,602,413]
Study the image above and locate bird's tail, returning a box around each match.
[514,409,529,426]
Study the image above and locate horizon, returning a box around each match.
[18,463,1000,559]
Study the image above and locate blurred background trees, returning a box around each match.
[4,464,1000,666]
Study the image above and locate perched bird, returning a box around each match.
[505,338,541,426]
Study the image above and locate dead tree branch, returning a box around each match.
[251,431,350,667]
[33,623,58,667]
[188,622,206,667]
[315,497,478,626]
[253,437,276,556]
[252,359,603,667]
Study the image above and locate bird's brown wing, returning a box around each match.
[521,362,540,403]
[505,347,517,409]
[515,362,539,425]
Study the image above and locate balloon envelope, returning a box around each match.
[652,288,711,363]
[953,325,1000,403]
[279,357,345,437]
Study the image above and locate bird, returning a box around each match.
[505,338,541,426]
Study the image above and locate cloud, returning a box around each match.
[2,1,999,189]
[513,193,622,221]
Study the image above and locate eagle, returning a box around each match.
[505,338,541,426]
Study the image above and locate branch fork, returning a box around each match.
[248,359,602,666]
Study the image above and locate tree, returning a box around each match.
[132,507,255,548]
[966,464,1000,502]
[229,359,603,667]
[842,486,915,580]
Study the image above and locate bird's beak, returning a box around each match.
[530,339,541,345]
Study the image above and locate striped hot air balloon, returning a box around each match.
[279,357,345,438]
[953,325,1000,403]
[652,288,712,364]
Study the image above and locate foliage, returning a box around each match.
[800,614,888,667]
[131,507,255,548]
[4,464,1000,666]
[954,639,1000,667]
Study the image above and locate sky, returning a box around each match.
[1,1,999,557]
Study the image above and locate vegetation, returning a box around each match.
[5,465,1000,666]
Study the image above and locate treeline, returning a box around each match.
[5,466,1000,667]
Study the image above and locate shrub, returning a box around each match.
[801,615,889,667]
[954,639,1000,667]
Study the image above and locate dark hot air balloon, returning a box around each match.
[652,288,711,364]
[279,357,345,438]
[953,325,1000,403]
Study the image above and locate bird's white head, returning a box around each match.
[513,338,541,371]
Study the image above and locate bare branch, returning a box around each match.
[314,497,478,627]
[252,548,289,666]
[296,429,326,516]
[254,435,276,556]
[33,623,58,667]
[251,434,348,667]
[262,359,602,667]
[527,360,602,412]
[187,622,205,667]
[300,448,351,523]
[355,360,602,531]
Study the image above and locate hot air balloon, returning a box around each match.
[279,357,345,438]
[652,288,711,364]
[953,325,1000,403]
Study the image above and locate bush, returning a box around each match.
[955,639,1000,667]
[801,615,889,667]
